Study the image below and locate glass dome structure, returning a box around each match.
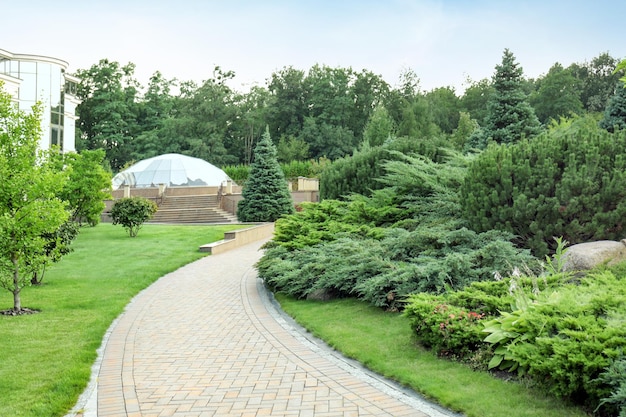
[112,153,233,190]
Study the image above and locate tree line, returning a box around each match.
[74,51,625,173]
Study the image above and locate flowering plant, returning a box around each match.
[404,293,487,359]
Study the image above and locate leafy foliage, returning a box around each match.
[276,134,310,162]
[362,105,396,147]
[404,257,626,414]
[269,199,383,251]
[264,221,535,308]
[59,149,112,226]
[403,293,486,358]
[237,128,294,222]
[76,59,140,171]
[529,63,583,124]
[617,59,626,85]
[73,52,625,173]
[570,52,622,113]
[405,271,562,360]
[0,86,70,311]
[485,271,626,408]
[223,159,329,185]
[110,197,157,237]
[30,220,80,285]
[461,121,626,257]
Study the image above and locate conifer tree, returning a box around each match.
[470,49,542,149]
[599,81,626,132]
[237,128,294,222]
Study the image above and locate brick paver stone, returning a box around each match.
[94,239,449,417]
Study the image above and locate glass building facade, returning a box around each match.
[0,48,80,153]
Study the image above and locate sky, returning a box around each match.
[3,0,625,94]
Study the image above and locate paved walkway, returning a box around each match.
[74,239,455,417]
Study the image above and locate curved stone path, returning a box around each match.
[72,239,456,417]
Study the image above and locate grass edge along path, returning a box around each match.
[0,223,247,417]
[275,294,589,417]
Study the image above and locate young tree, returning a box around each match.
[471,49,542,149]
[425,86,461,134]
[237,128,294,222]
[0,85,70,312]
[60,149,112,226]
[362,105,396,147]
[110,197,158,237]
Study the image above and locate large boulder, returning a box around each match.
[561,240,626,271]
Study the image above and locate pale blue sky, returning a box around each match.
[4,0,624,93]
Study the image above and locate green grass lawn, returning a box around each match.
[275,294,590,417]
[1,223,591,417]
[0,223,246,417]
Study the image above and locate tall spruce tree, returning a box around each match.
[599,81,626,132]
[469,49,541,149]
[237,128,294,222]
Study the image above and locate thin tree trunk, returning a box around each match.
[12,257,21,311]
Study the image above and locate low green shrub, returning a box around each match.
[595,356,626,417]
[270,200,385,251]
[403,293,486,359]
[403,268,569,361]
[479,270,626,411]
[110,197,157,237]
[260,224,537,310]
[504,271,626,407]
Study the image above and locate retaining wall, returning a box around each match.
[199,223,275,255]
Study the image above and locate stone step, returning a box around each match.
[149,195,237,224]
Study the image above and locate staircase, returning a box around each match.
[149,195,238,224]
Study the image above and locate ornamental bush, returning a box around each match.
[485,271,626,410]
[110,197,157,237]
[403,292,487,359]
[461,121,626,257]
[595,356,626,417]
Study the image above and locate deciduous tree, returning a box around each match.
[0,85,69,312]
[362,105,396,147]
[425,86,461,134]
[570,52,621,112]
[530,63,583,124]
[76,59,140,171]
[460,77,494,127]
[60,149,112,225]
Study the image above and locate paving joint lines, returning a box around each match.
[252,274,460,417]
[66,239,460,417]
